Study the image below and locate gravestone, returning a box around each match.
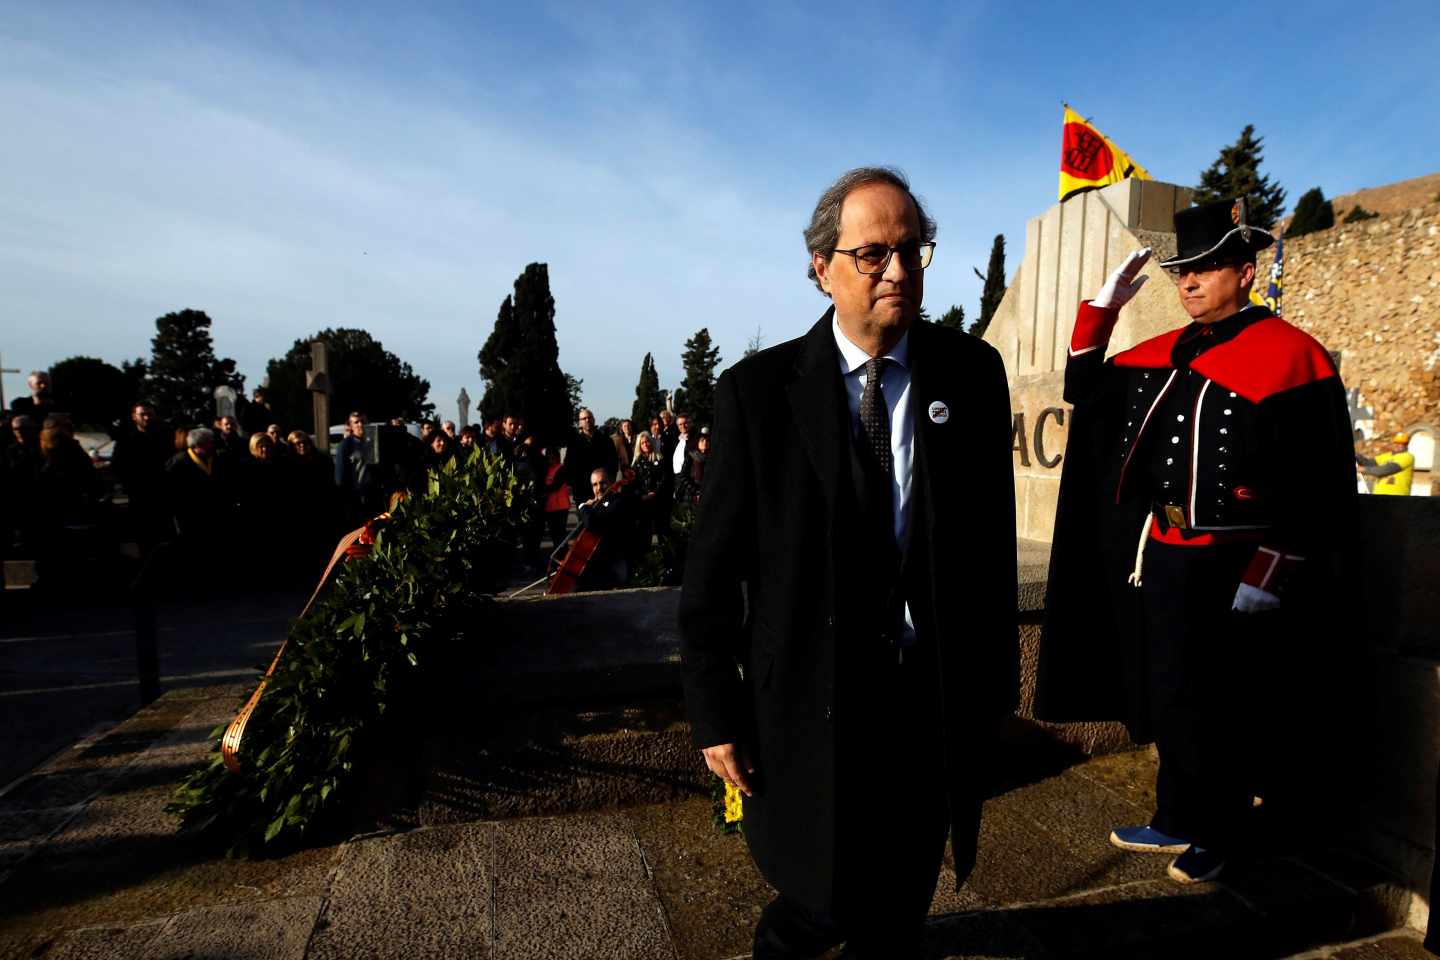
[1349,388,1376,440]
[457,388,471,429]
[213,385,237,420]
[1408,424,1435,496]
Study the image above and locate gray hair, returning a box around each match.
[803,166,937,295]
[186,427,215,449]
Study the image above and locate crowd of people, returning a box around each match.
[1,368,710,594]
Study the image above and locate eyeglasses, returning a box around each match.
[831,240,935,276]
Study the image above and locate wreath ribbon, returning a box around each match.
[220,514,388,774]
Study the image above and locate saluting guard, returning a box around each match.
[1038,198,1357,883]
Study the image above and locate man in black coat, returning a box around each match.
[680,167,1017,958]
[111,402,172,547]
[1037,199,1357,884]
[563,408,617,505]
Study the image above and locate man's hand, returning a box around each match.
[701,743,755,797]
[1092,247,1152,310]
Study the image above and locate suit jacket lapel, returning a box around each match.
[787,308,848,523]
[904,322,939,576]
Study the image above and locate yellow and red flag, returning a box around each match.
[1058,105,1151,202]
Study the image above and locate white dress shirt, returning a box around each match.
[672,431,690,474]
[832,314,917,645]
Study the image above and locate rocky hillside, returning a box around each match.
[1330,172,1440,220]
[1268,198,1439,439]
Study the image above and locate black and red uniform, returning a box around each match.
[1037,298,1357,852]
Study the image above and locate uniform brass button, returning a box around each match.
[1176,414,1185,422]
[1171,436,1180,444]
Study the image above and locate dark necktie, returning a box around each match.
[860,356,893,478]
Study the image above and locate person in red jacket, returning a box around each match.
[541,446,571,556]
[1038,198,1357,884]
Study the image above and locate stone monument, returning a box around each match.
[457,388,471,429]
[982,178,1196,541]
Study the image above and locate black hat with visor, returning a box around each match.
[1159,197,1275,270]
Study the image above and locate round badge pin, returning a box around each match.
[928,401,950,424]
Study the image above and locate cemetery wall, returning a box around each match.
[1274,201,1440,443]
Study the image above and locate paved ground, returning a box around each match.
[0,675,1427,959]
[0,561,1430,958]
[0,588,303,790]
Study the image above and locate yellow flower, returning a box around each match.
[724,782,744,823]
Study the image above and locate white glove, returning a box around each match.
[1092,247,1152,310]
[1232,582,1281,614]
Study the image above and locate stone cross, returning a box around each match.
[457,388,471,428]
[306,340,332,452]
[213,385,237,420]
[0,354,19,412]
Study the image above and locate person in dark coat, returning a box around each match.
[111,402,173,547]
[680,167,1017,958]
[563,408,618,505]
[286,430,340,577]
[1036,199,1358,884]
[3,415,44,552]
[575,466,640,589]
[10,371,55,423]
[165,427,232,542]
[630,431,669,543]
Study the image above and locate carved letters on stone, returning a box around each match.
[1012,407,1069,472]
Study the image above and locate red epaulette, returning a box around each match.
[1190,317,1338,403]
[1111,328,1183,370]
[1111,316,1337,404]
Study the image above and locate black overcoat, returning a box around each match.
[679,309,1018,916]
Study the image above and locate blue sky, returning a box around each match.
[3,1,1437,422]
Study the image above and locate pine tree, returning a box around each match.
[630,352,663,426]
[264,328,433,430]
[677,328,722,429]
[1286,187,1335,237]
[970,235,1006,338]
[476,263,575,443]
[1193,125,1287,230]
[936,305,966,331]
[144,309,244,426]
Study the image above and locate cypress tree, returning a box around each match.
[1286,187,1336,237]
[1193,125,1287,230]
[970,235,1006,338]
[631,352,663,425]
[936,305,966,331]
[477,263,574,443]
[677,328,722,429]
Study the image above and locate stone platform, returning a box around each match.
[0,683,1425,960]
